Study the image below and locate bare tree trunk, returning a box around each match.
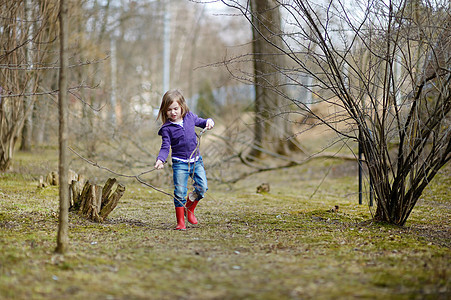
[55,0,69,254]
[20,0,34,152]
[33,94,50,145]
[20,107,33,150]
[249,0,296,158]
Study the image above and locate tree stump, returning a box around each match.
[69,178,125,222]
[38,169,79,188]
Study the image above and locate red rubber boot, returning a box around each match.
[175,207,186,230]
[185,200,199,225]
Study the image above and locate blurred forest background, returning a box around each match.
[1,0,254,171]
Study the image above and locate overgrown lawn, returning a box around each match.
[0,149,449,299]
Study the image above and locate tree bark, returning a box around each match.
[249,0,297,159]
[70,178,126,222]
[55,0,69,254]
[99,183,125,220]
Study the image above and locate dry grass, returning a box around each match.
[0,148,449,300]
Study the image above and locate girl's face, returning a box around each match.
[166,100,182,123]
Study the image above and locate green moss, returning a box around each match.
[0,149,449,300]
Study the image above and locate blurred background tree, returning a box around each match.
[196,80,217,118]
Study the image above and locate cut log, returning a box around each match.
[45,173,53,186]
[69,178,125,222]
[69,179,84,209]
[39,169,81,187]
[81,183,102,218]
[38,171,126,222]
[78,180,91,214]
[51,171,59,186]
[99,183,125,220]
[93,184,103,217]
[101,178,117,208]
[38,175,47,188]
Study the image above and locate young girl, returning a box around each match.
[154,90,214,230]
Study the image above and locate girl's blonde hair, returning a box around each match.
[157,89,189,124]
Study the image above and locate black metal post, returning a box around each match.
[369,174,374,207]
[358,130,363,205]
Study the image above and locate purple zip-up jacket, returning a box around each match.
[156,112,208,163]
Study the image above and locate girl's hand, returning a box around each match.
[154,160,164,170]
[206,118,215,130]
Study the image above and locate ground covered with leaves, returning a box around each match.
[0,148,449,299]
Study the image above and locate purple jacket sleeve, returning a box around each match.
[156,127,171,162]
[192,113,208,128]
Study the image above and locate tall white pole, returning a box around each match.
[22,0,34,150]
[163,2,171,92]
[110,37,117,127]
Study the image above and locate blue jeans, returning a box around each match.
[172,157,208,207]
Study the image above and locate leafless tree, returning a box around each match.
[56,0,69,254]
[248,0,299,158]
[221,0,450,225]
[0,0,59,170]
